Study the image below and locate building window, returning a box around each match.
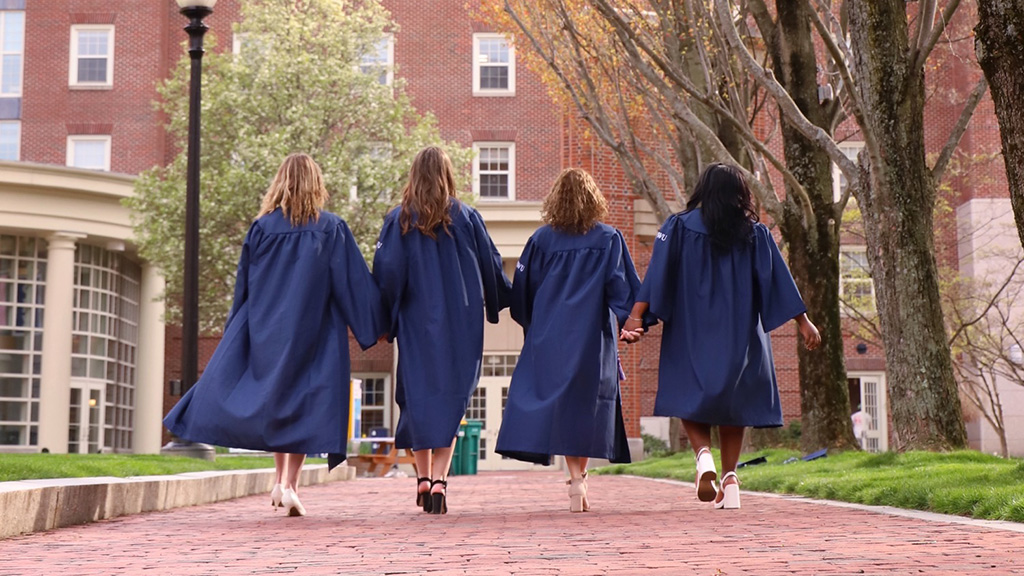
[839,246,875,314]
[0,121,18,160]
[69,25,114,87]
[466,387,486,422]
[833,141,865,202]
[482,353,518,377]
[67,136,111,171]
[0,11,24,96]
[360,37,393,86]
[355,374,390,437]
[472,143,515,200]
[0,235,44,448]
[71,244,140,452]
[473,33,514,96]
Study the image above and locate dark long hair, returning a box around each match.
[685,163,759,250]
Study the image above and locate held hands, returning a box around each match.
[797,315,821,351]
[620,316,644,343]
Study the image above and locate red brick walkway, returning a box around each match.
[1,471,1021,575]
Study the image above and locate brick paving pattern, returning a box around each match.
[1,472,1020,575]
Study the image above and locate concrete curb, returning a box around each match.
[0,463,355,539]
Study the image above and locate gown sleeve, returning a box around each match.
[372,211,406,342]
[331,219,387,350]
[753,224,807,332]
[510,235,539,334]
[637,216,680,323]
[469,208,512,324]
[224,220,261,331]
[604,230,643,329]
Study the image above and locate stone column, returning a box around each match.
[37,233,82,454]
[133,262,166,454]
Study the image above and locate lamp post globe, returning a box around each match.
[162,0,218,460]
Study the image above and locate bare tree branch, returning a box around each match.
[932,75,988,181]
[914,0,962,72]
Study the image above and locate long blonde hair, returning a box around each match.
[541,168,608,235]
[399,146,458,238]
[258,153,329,226]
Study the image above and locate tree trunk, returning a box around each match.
[847,0,967,450]
[976,0,1024,251]
[772,1,859,451]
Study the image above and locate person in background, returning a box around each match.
[623,163,821,510]
[373,146,511,515]
[164,153,386,517]
[496,168,643,512]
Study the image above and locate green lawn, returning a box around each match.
[596,449,1024,522]
[0,453,325,482]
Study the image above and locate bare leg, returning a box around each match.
[430,437,458,494]
[414,449,432,499]
[414,449,432,481]
[718,425,745,476]
[274,452,286,486]
[716,426,745,505]
[284,453,306,492]
[680,419,713,454]
[565,456,585,479]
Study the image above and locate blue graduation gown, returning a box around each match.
[164,210,386,468]
[638,209,806,427]
[372,200,511,450]
[495,224,637,464]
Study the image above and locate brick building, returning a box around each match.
[0,0,1016,459]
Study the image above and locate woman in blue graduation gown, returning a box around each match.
[495,168,640,513]
[624,163,821,510]
[373,146,511,514]
[164,153,386,517]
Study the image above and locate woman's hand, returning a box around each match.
[796,314,821,350]
[620,316,644,343]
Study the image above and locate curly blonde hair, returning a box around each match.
[399,146,458,239]
[541,168,608,234]
[258,153,329,226]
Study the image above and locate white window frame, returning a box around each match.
[359,35,394,87]
[472,33,515,97]
[353,373,392,437]
[0,120,19,160]
[0,11,24,97]
[69,25,114,88]
[472,142,515,201]
[832,141,865,202]
[839,245,875,315]
[66,135,112,171]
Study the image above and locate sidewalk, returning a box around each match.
[1,471,1021,575]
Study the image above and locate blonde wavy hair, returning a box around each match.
[258,153,329,226]
[542,168,608,234]
[398,146,459,239]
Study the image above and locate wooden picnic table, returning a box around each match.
[350,437,416,477]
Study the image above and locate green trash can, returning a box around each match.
[449,420,467,476]
[461,419,483,475]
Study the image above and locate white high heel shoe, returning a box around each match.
[270,483,284,509]
[695,447,718,502]
[281,488,306,517]
[714,471,741,509]
[567,477,586,513]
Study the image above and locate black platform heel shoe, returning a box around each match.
[416,477,432,512]
[430,479,448,515]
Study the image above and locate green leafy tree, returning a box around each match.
[128,0,471,331]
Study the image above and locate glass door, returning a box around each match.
[67,382,104,454]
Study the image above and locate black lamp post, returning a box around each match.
[163,0,217,460]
